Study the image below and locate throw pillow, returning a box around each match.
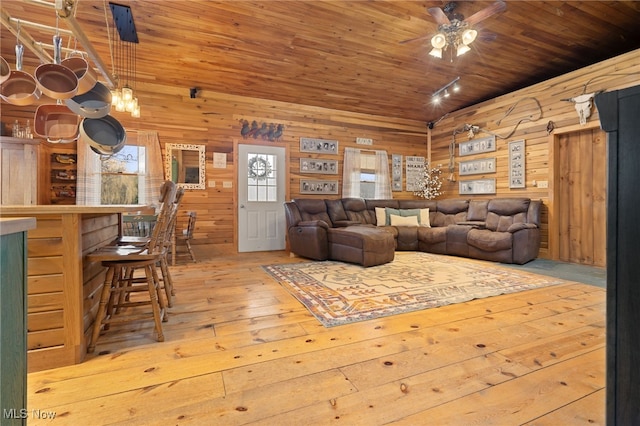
[384,207,401,225]
[389,214,419,226]
[419,208,431,228]
[375,207,387,227]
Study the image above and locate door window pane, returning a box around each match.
[247,153,277,202]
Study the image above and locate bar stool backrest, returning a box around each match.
[146,180,177,254]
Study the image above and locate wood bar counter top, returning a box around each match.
[0,205,144,371]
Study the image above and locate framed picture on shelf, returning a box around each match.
[459,157,496,176]
[508,139,526,188]
[459,135,496,157]
[299,158,338,174]
[459,178,496,195]
[300,179,339,195]
[300,137,339,154]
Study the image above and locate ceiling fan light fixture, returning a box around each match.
[429,47,443,58]
[461,29,478,45]
[456,43,471,56]
[430,33,447,49]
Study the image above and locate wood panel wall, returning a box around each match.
[2,49,638,258]
[428,48,640,259]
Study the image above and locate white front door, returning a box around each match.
[238,144,286,252]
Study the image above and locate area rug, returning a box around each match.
[262,252,566,327]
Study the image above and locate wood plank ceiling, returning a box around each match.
[2,1,640,123]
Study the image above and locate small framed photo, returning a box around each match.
[459,135,496,157]
[300,137,339,154]
[459,157,496,176]
[299,158,338,174]
[300,179,339,195]
[508,139,526,188]
[459,178,496,195]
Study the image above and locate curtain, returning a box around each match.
[342,147,361,198]
[374,150,392,199]
[76,130,165,206]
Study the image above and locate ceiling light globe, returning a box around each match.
[461,29,478,45]
[456,44,471,56]
[430,33,447,49]
[432,95,441,104]
[429,47,443,58]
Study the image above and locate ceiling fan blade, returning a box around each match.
[464,1,506,26]
[427,7,450,26]
[399,33,432,45]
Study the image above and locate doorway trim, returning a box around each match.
[233,139,290,252]
[548,120,601,260]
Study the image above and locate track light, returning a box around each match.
[431,76,461,104]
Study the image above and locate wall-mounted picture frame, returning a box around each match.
[459,157,496,176]
[300,137,339,154]
[405,155,425,192]
[459,178,496,195]
[459,135,496,157]
[300,179,339,195]
[509,139,526,188]
[299,158,338,174]
[392,154,403,191]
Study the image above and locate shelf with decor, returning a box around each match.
[40,142,78,205]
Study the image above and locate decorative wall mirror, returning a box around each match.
[165,143,206,190]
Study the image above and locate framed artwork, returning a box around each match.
[459,157,496,176]
[405,155,425,192]
[459,135,496,157]
[300,137,339,154]
[300,179,339,194]
[392,154,403,191]
[299,158,338,174]
[459,178,496,195]
[509,139,526,188]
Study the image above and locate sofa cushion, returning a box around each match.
[325,199,348,223]
[467,200,489,221]
[467,229,513,252]
[343,198,376,224]
[417,226,447,244]
[293,198,333,227]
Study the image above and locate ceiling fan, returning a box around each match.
[400,1,506,60]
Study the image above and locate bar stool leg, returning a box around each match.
[88,265,116,353]
[145,265,165,341]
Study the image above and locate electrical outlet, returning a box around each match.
[537,180,548,188]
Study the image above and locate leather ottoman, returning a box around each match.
[328,226,395,267]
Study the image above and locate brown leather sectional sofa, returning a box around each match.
[284,197,542,266]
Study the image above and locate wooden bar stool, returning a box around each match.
[86,181,177,353]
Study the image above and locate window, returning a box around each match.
[247,153,278,202]
[100,144,147,204]
[360,153,376,199]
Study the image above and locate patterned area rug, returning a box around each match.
[263,252,565,327]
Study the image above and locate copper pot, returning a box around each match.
[0,56,10,84]
[80,115,126,155]
[35,35,78,100]
[65,81,112,118]
[34,104,80,143]
[61,53,97,95]
[0,44,41,106]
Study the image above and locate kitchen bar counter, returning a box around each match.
[0,205,144,371]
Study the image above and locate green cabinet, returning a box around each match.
[0,218,35,425]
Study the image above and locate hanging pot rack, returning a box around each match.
[1,0,116,88]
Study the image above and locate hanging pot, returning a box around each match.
[0,56,10,84]
[34,104,80,143]
[35,35,78,100]
[0,44,41,106]
[80,115,126,155]
[61,52,97,95]
[65,82,112,118]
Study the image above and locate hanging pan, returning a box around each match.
[34,103,80,143]
[0,44,41,106]
[35,35,78,100]
[65,81,112,118]
[0,56,10,84]
[61,52,97,95]
[80,115,126,155]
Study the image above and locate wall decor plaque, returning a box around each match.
[459,178,496,195]
[459,135,496,157]
[300,179,339,194]
[508,139,526,188]
[392,154,403,191]
[300,137,338,154]
[300,158,338,174]
[459,157,496,176]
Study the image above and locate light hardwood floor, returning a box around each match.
[27,250,605,425]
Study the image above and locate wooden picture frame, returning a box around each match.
[459,178,496,195]
[508,139,526,188]
[392,154,403,191]
[459,157,496,176]
[300,137,339,154]
[459,135,496,157]
[300,179,339,194]
[299,158,338,174]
